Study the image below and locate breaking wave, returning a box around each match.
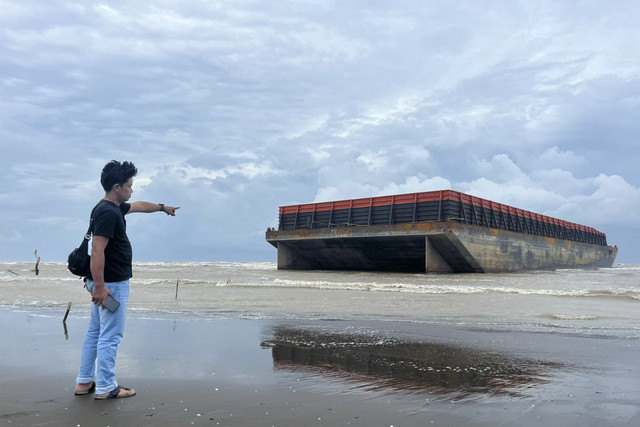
[259,279,640,301]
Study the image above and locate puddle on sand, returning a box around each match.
[261,326,563,399]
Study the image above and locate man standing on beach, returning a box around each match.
[74,160,180,399]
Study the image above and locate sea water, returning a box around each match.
[1,261,638,339]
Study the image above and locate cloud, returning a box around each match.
[530,146,587,172]
[0,0,639,263]
[462,158,640,228]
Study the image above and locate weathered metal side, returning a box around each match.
[437,223,617,272]
[277,190,609,247]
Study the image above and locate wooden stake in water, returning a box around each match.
[34,249,41,276]
[63,302,71,340]
[175,279,179,300]
[63,301,72,322]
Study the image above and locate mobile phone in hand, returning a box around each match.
[104,295,120,312]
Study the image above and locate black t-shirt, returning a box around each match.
[87,199,133,282]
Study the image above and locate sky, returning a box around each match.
[1,0,639,264]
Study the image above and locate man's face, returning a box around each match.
[114,178,134,203]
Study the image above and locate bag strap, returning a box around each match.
[83,218,93,241]
[84,203,99,241]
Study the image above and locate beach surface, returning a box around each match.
[1,262,639,426]
[2,309,639,427]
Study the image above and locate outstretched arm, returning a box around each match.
[129,202,180,216]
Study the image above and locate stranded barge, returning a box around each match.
[265,190,617,273]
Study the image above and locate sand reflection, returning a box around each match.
[262,326,562,398]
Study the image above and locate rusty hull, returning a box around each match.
[266,221,618,273]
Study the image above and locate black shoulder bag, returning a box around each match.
[67,219,93,277]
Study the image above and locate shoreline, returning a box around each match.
[2,308,639,426]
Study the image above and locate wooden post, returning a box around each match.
[63,302,72,323]
[63,301,71,340]
[34,249,41,276]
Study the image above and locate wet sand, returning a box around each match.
[1,308,639,426]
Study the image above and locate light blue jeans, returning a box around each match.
[76,279,130,395]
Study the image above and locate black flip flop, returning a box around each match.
[94,385,136,400]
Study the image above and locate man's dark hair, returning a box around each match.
[100,160,138,192]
